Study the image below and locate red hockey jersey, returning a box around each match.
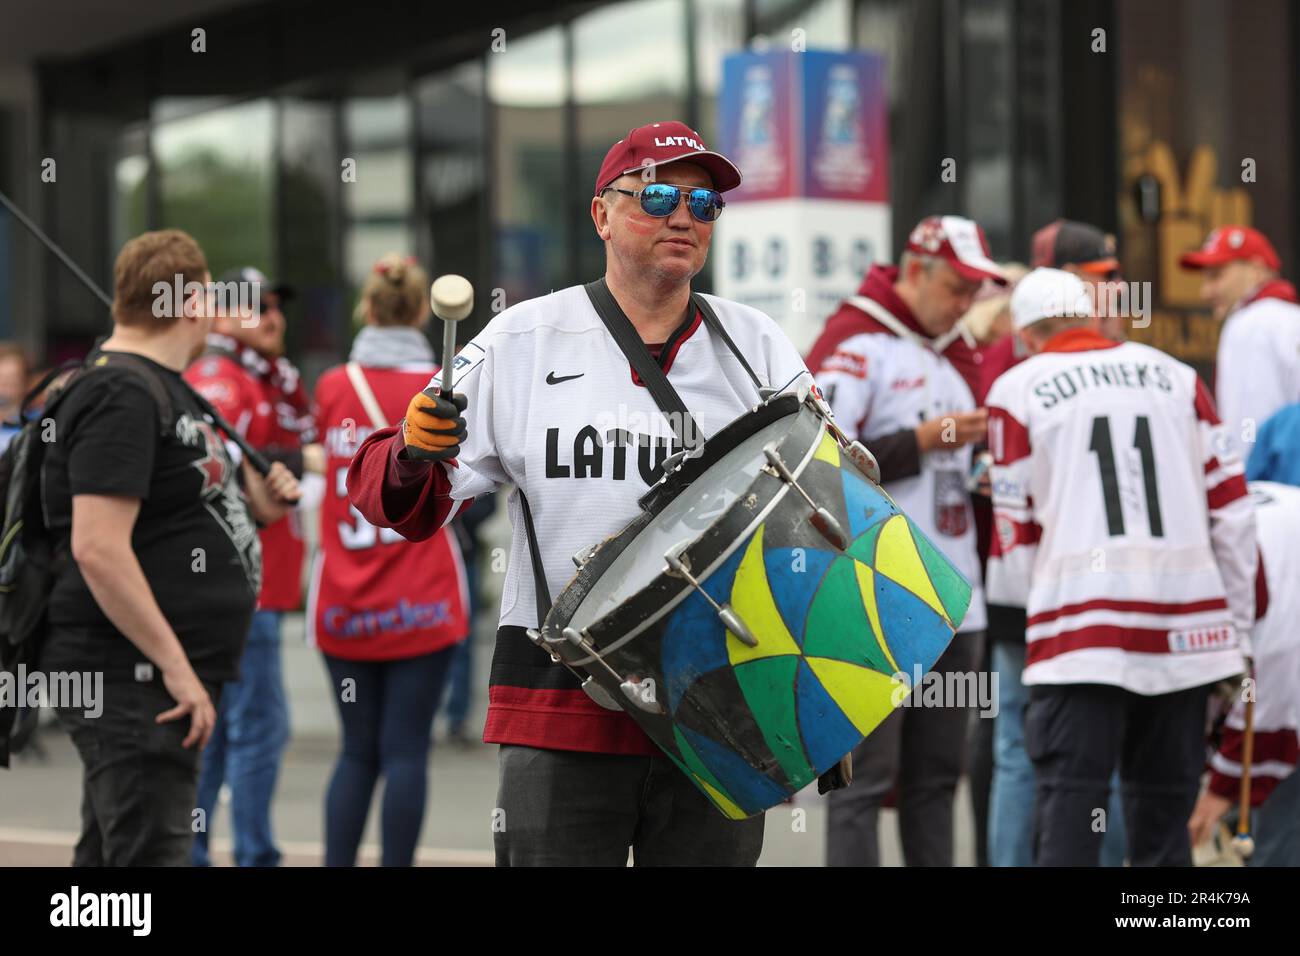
[185,336,315,610]
[308,359,468,661]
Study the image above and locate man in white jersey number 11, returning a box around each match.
[984,268,1257,866]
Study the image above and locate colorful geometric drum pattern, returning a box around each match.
[658,431,972,818]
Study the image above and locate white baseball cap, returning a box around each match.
[905,215,1007,284]
[1010,267,1094,331]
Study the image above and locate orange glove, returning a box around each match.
[401,388,467,462]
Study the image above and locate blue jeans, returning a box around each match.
[439,637,472,730]
[439,560,476,731]
[192,610,290,867]
[988,640,1126,866]
[323,647,454,866]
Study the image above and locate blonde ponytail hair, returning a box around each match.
[358,253,430,327]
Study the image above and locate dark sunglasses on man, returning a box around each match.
[601,182,726,223]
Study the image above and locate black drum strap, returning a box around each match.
[517,491,553,625]
[528,280,768,630]
[690,292,765,392]
[585,278,773,445]
[585,278,705,451]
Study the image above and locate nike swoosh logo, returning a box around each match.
[546,371,584,385]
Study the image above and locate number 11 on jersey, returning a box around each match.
[1088,415,1164,538]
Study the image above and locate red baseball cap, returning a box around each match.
[905,215,1007,284]
[1179,226,1280,271]
[594,121,742,197]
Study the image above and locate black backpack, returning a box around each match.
[0,352,173,767]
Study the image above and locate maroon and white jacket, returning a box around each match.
[1208,481,1300,805]
[807,265,986,634]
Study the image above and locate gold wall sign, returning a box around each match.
[1122,140,1251,365]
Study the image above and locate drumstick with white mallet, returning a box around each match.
[432,274,474,393]
[406,274,474,461]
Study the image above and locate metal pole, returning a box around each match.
[0,187,113,310]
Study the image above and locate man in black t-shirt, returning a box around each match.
[39,229,300,866]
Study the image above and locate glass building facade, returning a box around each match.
[6,0,1298,380]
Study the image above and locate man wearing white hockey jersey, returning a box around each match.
[985,268,1257,866]
[1188,481,1300,867]
[348,122,813,866]
[808,215,1006,866]
[1180,225,1300,461]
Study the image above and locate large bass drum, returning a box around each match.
[534,392,971,819]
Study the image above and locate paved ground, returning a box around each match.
[0,611,983,867]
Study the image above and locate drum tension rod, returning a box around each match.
[762,445,848,551]
[562,626,664,715]
[526,629,626,713]
[806,393,883,485]
[823,418,882,486]
[663,548,760,648]
[525,627,567,651]
[843,440,882,485]
[658,442,705,477]
[580,675,623,711]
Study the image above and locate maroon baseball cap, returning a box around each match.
[594,121,742,197]
[905,216,1007,284]
[1179,225,1280,271]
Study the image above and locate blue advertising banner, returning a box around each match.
[714,49,891,352]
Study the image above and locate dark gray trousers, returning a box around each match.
[56,678,216,867]
[825,632,984,866]
[1026,681,1209,866]
[494,745,765,866]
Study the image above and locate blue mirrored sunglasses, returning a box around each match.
[603,183,726,223]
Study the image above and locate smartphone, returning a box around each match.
[967,450,993,492]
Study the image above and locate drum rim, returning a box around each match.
[543,396,828,662]
[636,394,802,514]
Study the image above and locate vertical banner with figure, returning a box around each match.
[714,50,890,353]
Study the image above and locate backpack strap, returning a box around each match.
[44,350,268,474]
[14,360,82,423]
[88,352,175,437]
[26,356,172,438]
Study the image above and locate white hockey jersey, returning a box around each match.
[1208,481,1300,805]
[810,298,986,634]
[1215,286,1300,460]
[985,328,1257,694]
[437,284,813,630]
